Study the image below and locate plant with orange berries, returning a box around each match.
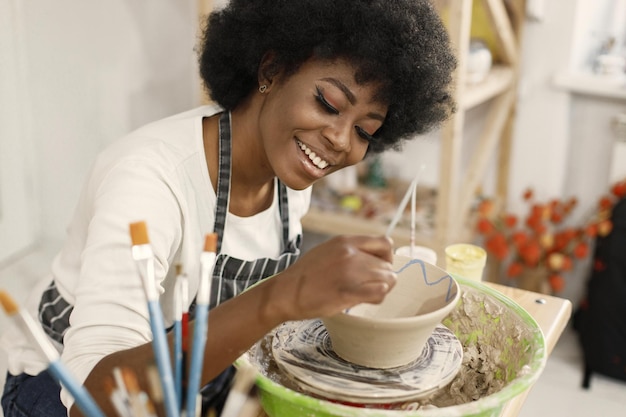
[475,179,626,294]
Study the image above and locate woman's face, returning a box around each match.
[257,57,388,190]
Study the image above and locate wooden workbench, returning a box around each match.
[256,282,572,417]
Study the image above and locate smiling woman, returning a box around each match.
[244,57,387,191]
[0,1,456,417]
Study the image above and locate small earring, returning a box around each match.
[259,84,267,94]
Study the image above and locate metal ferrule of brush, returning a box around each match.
[132,244,158,301]
[197,252,216,305]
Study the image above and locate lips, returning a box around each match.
[297,140,330,169]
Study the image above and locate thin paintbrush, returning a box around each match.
[129,221,180,417]
[185,233,218,417]
[121,366,157,417]
[179,267,190,411]
[235,385,261,417]
[410,173,417,257]
[145,364,163,407]
[112,366,132,416]
[173,264,184,409]
[385,164,425,239]
[0,290,106,417]
[103,374,131,417]
[219,364,258,417]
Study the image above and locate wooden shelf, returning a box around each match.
[433,0,525,253]
[302,204,474,263]
[553,71,626,101]
[302,206,433,248]
[462,65,515,109]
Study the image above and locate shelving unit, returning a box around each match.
[431,0,526,282]
[434,0,525,253]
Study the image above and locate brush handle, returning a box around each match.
[173,319,183,409]
[220,391,247,417]
[385,165,425,238]
[47,360,106,417]
[147,300,180,417]
[185,304,208,417]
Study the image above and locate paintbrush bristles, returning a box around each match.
[129,221,150,245]
[121,367,141,394]
[204,233,217,252]
[0,290,18,315]
[1,290,58,361]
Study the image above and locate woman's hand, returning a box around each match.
[267,235,397,322]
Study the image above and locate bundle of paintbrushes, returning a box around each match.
[0,221,260,417]
[129,222,260,417]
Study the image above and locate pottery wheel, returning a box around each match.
[271,319,463,404]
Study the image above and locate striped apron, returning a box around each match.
[202,111,301,310]
[38,110,302,342]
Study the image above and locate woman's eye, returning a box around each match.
[315,86,339,115]
[355,126,375,142]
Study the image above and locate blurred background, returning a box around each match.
[1,0,625,416]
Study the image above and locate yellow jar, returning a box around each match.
[445,243,487,282]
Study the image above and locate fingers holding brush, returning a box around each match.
[267,235,397,321]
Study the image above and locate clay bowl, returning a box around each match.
[321,255,460,369]
[239,276,547,417]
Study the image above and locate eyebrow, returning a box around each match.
[320,77,386,122]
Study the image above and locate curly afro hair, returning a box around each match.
[198,0,456,154]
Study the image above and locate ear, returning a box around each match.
[257,52,281,91]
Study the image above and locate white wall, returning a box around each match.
[2,0,201,245]
[507,0,625,223]
[509,0,581,211]
[0,1,38,262]
[570,0,626,71]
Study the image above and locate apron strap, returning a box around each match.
[214,111,291,249]
[214,112,231,253]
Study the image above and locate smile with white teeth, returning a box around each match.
[297,140,329,169]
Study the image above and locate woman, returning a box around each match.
[1,0,455,416]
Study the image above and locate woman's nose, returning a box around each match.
[322,122,351,152]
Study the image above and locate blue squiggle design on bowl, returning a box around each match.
[394,258,457,303]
